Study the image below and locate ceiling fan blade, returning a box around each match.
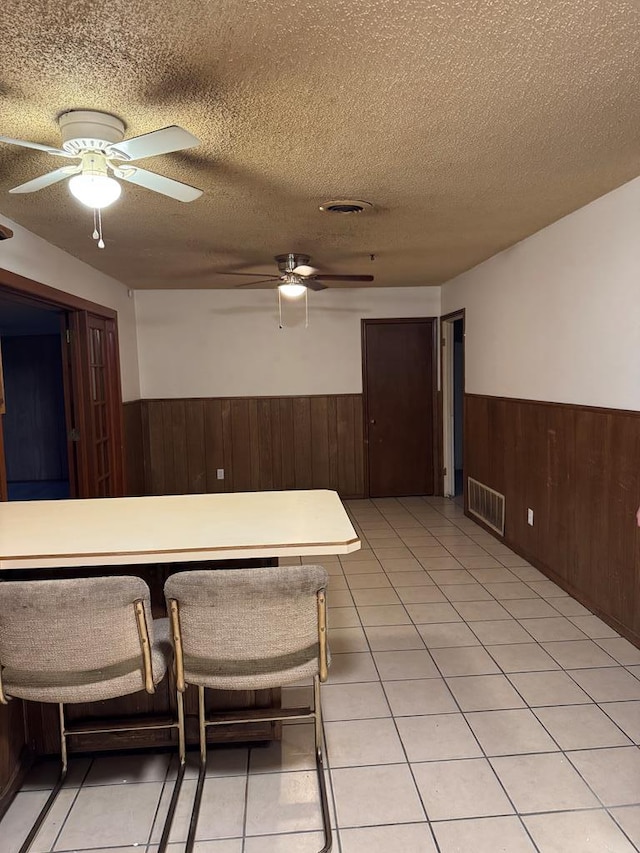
[306,281,328,292]
[118,166,202,202]
[293,264,319,277]
[314,274,374,282]
[9,167,76,194]
[234,279,278,288]
[109,126,200,162]
[0,136,70,157]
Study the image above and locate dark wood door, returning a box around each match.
[363,319,436,497]
[70,311,125,497]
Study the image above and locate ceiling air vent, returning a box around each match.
[319,199,373,214]
[467,477,505,536]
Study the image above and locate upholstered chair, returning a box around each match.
[165,564,331,853]
[0,575,185,853]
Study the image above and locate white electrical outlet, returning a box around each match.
[527,508,534,526]
[217,468,224,480]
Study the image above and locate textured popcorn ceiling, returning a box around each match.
[0,0,639,290]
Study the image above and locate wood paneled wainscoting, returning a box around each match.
[465,393,640,646]
[124,395,365,499]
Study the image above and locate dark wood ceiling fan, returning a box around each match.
[226,253,374,292]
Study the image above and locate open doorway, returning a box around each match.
[0,268,125,500]
[0,291,71,500]
[441,310,465,499]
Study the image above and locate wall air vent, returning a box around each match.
[467,477,505,536]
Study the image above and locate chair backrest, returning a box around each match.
[165,565,329,691]
[0,575,155,701]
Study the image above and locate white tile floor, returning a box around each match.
[3,496,640,852]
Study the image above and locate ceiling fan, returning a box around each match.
[0,110,203,205]
[229,253,374,297]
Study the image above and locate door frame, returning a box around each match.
[361,317,439,498]
[0,267,125,499]
[440,309,465,498]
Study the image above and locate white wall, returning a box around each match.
[0,215,140,400]
[135,287,441,398]
[442,176,640,410]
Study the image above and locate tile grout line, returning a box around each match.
[340,497,640,849]
[347,497,544,850]
[378,497,543,851]
[46,755,93,853]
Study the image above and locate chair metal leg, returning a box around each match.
[18,704,68,853]
[313,675,332,853]
[186,685,207,853]
[157,689,187,853]
[184,679,332,853]
[11,684,186,853]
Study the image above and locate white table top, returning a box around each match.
[0,490,360,570]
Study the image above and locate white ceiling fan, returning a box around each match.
[0,110,202,247]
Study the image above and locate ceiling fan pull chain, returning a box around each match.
[97,208,105,249]
[92,209,99,241]
[305,287,309,328]
[278,288,283,329]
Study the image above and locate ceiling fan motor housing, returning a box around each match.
[275,252,310,273]
[58,110,126,155]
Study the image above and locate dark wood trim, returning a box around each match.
[465,391,640,419]
[129,395,366,499]
[429,318,439,496]
[0,225,13,241]
[361,324,370,498]
[434,389,443,496]
[0,268,118,319]
[361,318,439,498]
[0,693,30,818]
[464,393,640,648]
[0,420,6,502]
[438,309,465,496]
[440,309,466,324]
[59,314,79,497]
[123,400,145,496]
[0,748,31,822]
[68,311,91,496]
[0,339,4,416]
[106,316,126,496]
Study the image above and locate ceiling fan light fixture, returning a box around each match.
[69,172,121,209]
[292,264,318,277]
[278,282,307,299]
